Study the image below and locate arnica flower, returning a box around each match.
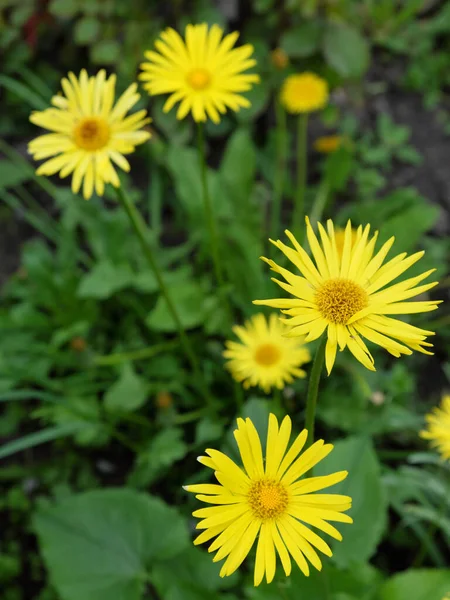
[184,414,352,586]
[254,217,441,374]
[223,313,311,393]
[271,47,289,70]
[139,23,260,123]
[420,395,450,460]
[280,73,328,114]
[314,135,342,154]
[28,70,151,200]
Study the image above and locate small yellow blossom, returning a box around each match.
[280,73,328,114]
[271,47,289,70]
[420,395,450,460]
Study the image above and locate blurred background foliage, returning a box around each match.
[1,1,450,599]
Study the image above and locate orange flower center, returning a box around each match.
[254,343,281,366]
[187,68,211,90]
[73,117,110,151]
[315,278,368,325]
[248,479,288,520]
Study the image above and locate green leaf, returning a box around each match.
[314,436,387,567]
[235,81,270,123]
[379,569,450,600]
[151,545,238,600]
[104,363,148,412]
[0,424,84,460]
[0,159,32,190]
[128,427,187,487]
[74,17,100,45]
[146,281,206,332]
[280,22,322,57]
[49,0,78,17]
[90,40,121,64]
[77,260,134,299]
[323,23,370,78]
[0,75,48,110]
[33,489,189,600]
[220,128,256,202]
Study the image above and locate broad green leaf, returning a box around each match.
[146,281,206,332]
[0,159,32,190]
[77,260,134,299]
[314,436,387,567]
[323,23,370,78]
[280,22,322,57]
[91,40,121,64]
[220,128,256,201]
[49,0,77,17]
[246,561,382,599]
[104,363,148,412]
[128,428,187,487]
[74,17,100,45]
[33,489,189,600]
[378,569,450,600]
[151,545,238,600]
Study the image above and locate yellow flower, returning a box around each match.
[139,23,260,123]
[314,135,342,154]
[280,73,328,114]
[334,226,357,257]
[184,414,352,586]
[223,313,311,393]
[420,395,450,460]
[271,47,289,70]
[28,70,151,200]
[254,217,441,374]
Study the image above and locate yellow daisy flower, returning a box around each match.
[184,414,352,586]
[271,47,289,70]
[420,395,450,460]
[28,70,151,200]
[139,23,260,124]
[314,135,342,154]
[254,217,441,374]
[223,313,311,393]
[280,73,329,114]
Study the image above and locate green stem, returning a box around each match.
[310,180,330,226]
[271,99,287,244]
[94,341,177,366]
[197,123,230,318]
[292,113,308,239]
[304,335,326,449]
[115,186,214,409]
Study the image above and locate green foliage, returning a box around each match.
[379,569,450,600]
[315,436,388,567]
[34,489,189,600]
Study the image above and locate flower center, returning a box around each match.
[315,278,368,325]
[73,117,110,151]
[248,479,288,520]
[254,343,281,366]
[187,68,211,90]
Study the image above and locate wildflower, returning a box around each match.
[280,73,328,114]
[28,70,151,200]
[184,414,352,585]
[314,135,342,154]
[254,218,441,374]
[420,395,450,460]
[139,23,260,123]
[271,47,289,70]
[334,226,356,258]
[223,313,311,393]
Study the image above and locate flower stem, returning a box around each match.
[310,179,330,226]
[304,335,326,449]
[115,186,214,409]
[197,123,230,318]
[271,99,287,244]
[292,113,308,240]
